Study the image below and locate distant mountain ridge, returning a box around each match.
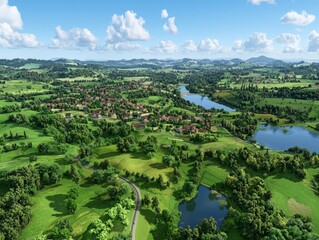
[0,56,307,69]
[246,56,286,66]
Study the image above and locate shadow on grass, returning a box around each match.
[140,208,156,224]
[130,152,149,160]
[79,180,94,188]
[56,157,70,166]
[84,193,112,210]
[271,172,300,183]
[10,152,40,160]
[96,151,120,159]
[140,208,170,240]
[46,194,68,217]
[149,163,166,170]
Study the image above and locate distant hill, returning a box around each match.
[246,56,286,66]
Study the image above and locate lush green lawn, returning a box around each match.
[0,79,50,94]
[0,109,79,172]
[21,165,133,240]
[266,168,319,231]
[19,63,40,69]
[201,162,229,187]
[229,79,319,89]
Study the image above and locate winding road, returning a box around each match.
[78,160,141,240]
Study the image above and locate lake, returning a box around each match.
[252,124,319,153]
[178,185,228,229]
[179,86,235,112]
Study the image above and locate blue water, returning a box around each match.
[179,86,235,112]
[178,185,228,229]
[252,124,319,153]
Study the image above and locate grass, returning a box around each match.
[0,108,79,172]
[228,79,319,89]
[201,162,229,187]
[19,63,40,69]
[265,169,319,232]
[57,77,96,82]
[0,79,50,95]
[20,178,110,239]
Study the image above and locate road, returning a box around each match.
[119,176,141,240]
[78,160,141,240]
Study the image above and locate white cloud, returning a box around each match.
[0,0,39,48]
[0,0,22,29]
[0,23,39,48]
[275,33,302,53]
[234,32,273,52]
[182,40,197,52]
[198,38,221,51]
[163,17,178,34]
[106,42,143,51]
[281,11,315,26]
[157,40,177,53]
[161,9,168,19]
[107,10,150,43]
[51,26,98,50]
[308,30,319,52]
[248,0,275,5]
[233,40,244,51]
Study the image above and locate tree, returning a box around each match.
[64,153,75,163]
[151,196,159,209]
[47,219,73,240]
[162,155,175,167]
[66,198,77,214]
[37,143,50,154]
[67,187,79,200]
[29,155,38,162]
[70,165,80,183]
[89,219,111,240]
[142,194,151,207]
[156,174,166,188]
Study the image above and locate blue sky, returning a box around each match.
[1,0,319,60]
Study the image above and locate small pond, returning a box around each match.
[178,185,228,229]
[251,124,319,153]
[179,86,235,112]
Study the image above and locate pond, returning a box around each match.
[179,86,235,112]
[178,185,228,229]
[252,124,319,153]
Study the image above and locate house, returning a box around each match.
[210,126,217,132]
[132,123,145,129]
[65,113,73,119]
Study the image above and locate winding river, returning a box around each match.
[179,86,235,112]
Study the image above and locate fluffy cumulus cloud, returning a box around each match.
[106,42,143,51]
[275,33,302,53]
[182,40,197,52]
[0,0,22,29]
[198,38,221,51]
[0,0,39,48]
[157,40,177,53]
[107,10,150,43]
[161,9,168,19]
[163,17,178,34]
[281,11,316,26]
[308,31,319,52]
[234,32,273,52]
[248,0,275,5]
[51,26,98,50]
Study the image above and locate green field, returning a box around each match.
[20,166,133,240]
[0,80,50,94]
[266,168,319,231]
